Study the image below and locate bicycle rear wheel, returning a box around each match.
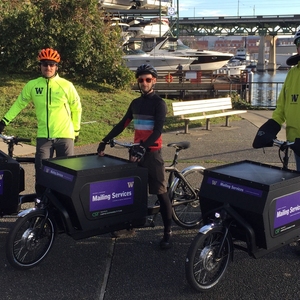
[6,210,56,270]
[170,166,204,229]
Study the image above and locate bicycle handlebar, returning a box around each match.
[109,139,140,149]
[0,134,31,144]
[273,139,294,151]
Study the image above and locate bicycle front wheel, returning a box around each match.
[6,210,56,270]
[185,228,232,292]
[170,166,204,229]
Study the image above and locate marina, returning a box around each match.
[100,2,295,108]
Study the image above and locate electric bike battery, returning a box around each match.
[199,160,300,250]
[37,153,148,239]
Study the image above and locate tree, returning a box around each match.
[0,0,134,88]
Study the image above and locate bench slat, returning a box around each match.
[187,110,247,121]
[172,97,231,107]
[172,100,231,108]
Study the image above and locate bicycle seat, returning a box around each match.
[167,141,190,150]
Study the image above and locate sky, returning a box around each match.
[176,0,300,18]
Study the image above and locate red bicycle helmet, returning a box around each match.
[38,48,61,63]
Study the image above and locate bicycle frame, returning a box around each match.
[201,204,258,256]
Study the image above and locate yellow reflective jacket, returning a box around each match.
[272,62,300,142]
[3,74,82,139]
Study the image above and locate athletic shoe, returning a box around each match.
[159,231,172,250]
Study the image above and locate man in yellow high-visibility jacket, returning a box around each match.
[253,30,300,170]
[0,48,82,178]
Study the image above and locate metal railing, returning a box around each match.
[248,81,284,108]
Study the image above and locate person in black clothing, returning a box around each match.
[97,64,173,250]
[176,63,183,83]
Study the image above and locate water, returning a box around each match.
[252,70,288,82]
[249,69,288,107]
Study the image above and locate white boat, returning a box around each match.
[123,48,193,71]
[217,60,247,76]
[235,48,251,61]
[137,0,171,10]
[98,0,171,10]
[98,0,132,10]
[145,38,233,71]
[126,18,170,38]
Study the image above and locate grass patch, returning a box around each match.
[0,72,246,146]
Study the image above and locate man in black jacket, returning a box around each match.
[97,64,173,250]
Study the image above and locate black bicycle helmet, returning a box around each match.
[135,64,158,78]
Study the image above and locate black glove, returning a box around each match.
[74,135,79,143]
[0,120,5,134]
[129,145,146,160]
[291,138,300,157]
[97,141,107,153]
[252,119,281,149]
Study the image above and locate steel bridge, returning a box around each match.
[174,14,300,36]
[173,15,300,71]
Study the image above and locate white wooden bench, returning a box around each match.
[172,97,247,133]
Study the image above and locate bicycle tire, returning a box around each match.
[185,228,232,292]
[170,166,204,228]
[6,210,56,270]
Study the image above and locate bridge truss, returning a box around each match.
[173,15,300,36]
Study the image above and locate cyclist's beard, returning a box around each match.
[140,83,155,95]
[43,72,57,79]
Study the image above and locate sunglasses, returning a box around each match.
[138,78,153,83]
[41,62,57,67]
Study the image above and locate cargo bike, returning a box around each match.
[0,134,36,217]
[185,139,300,292]
[4,138,204,270]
